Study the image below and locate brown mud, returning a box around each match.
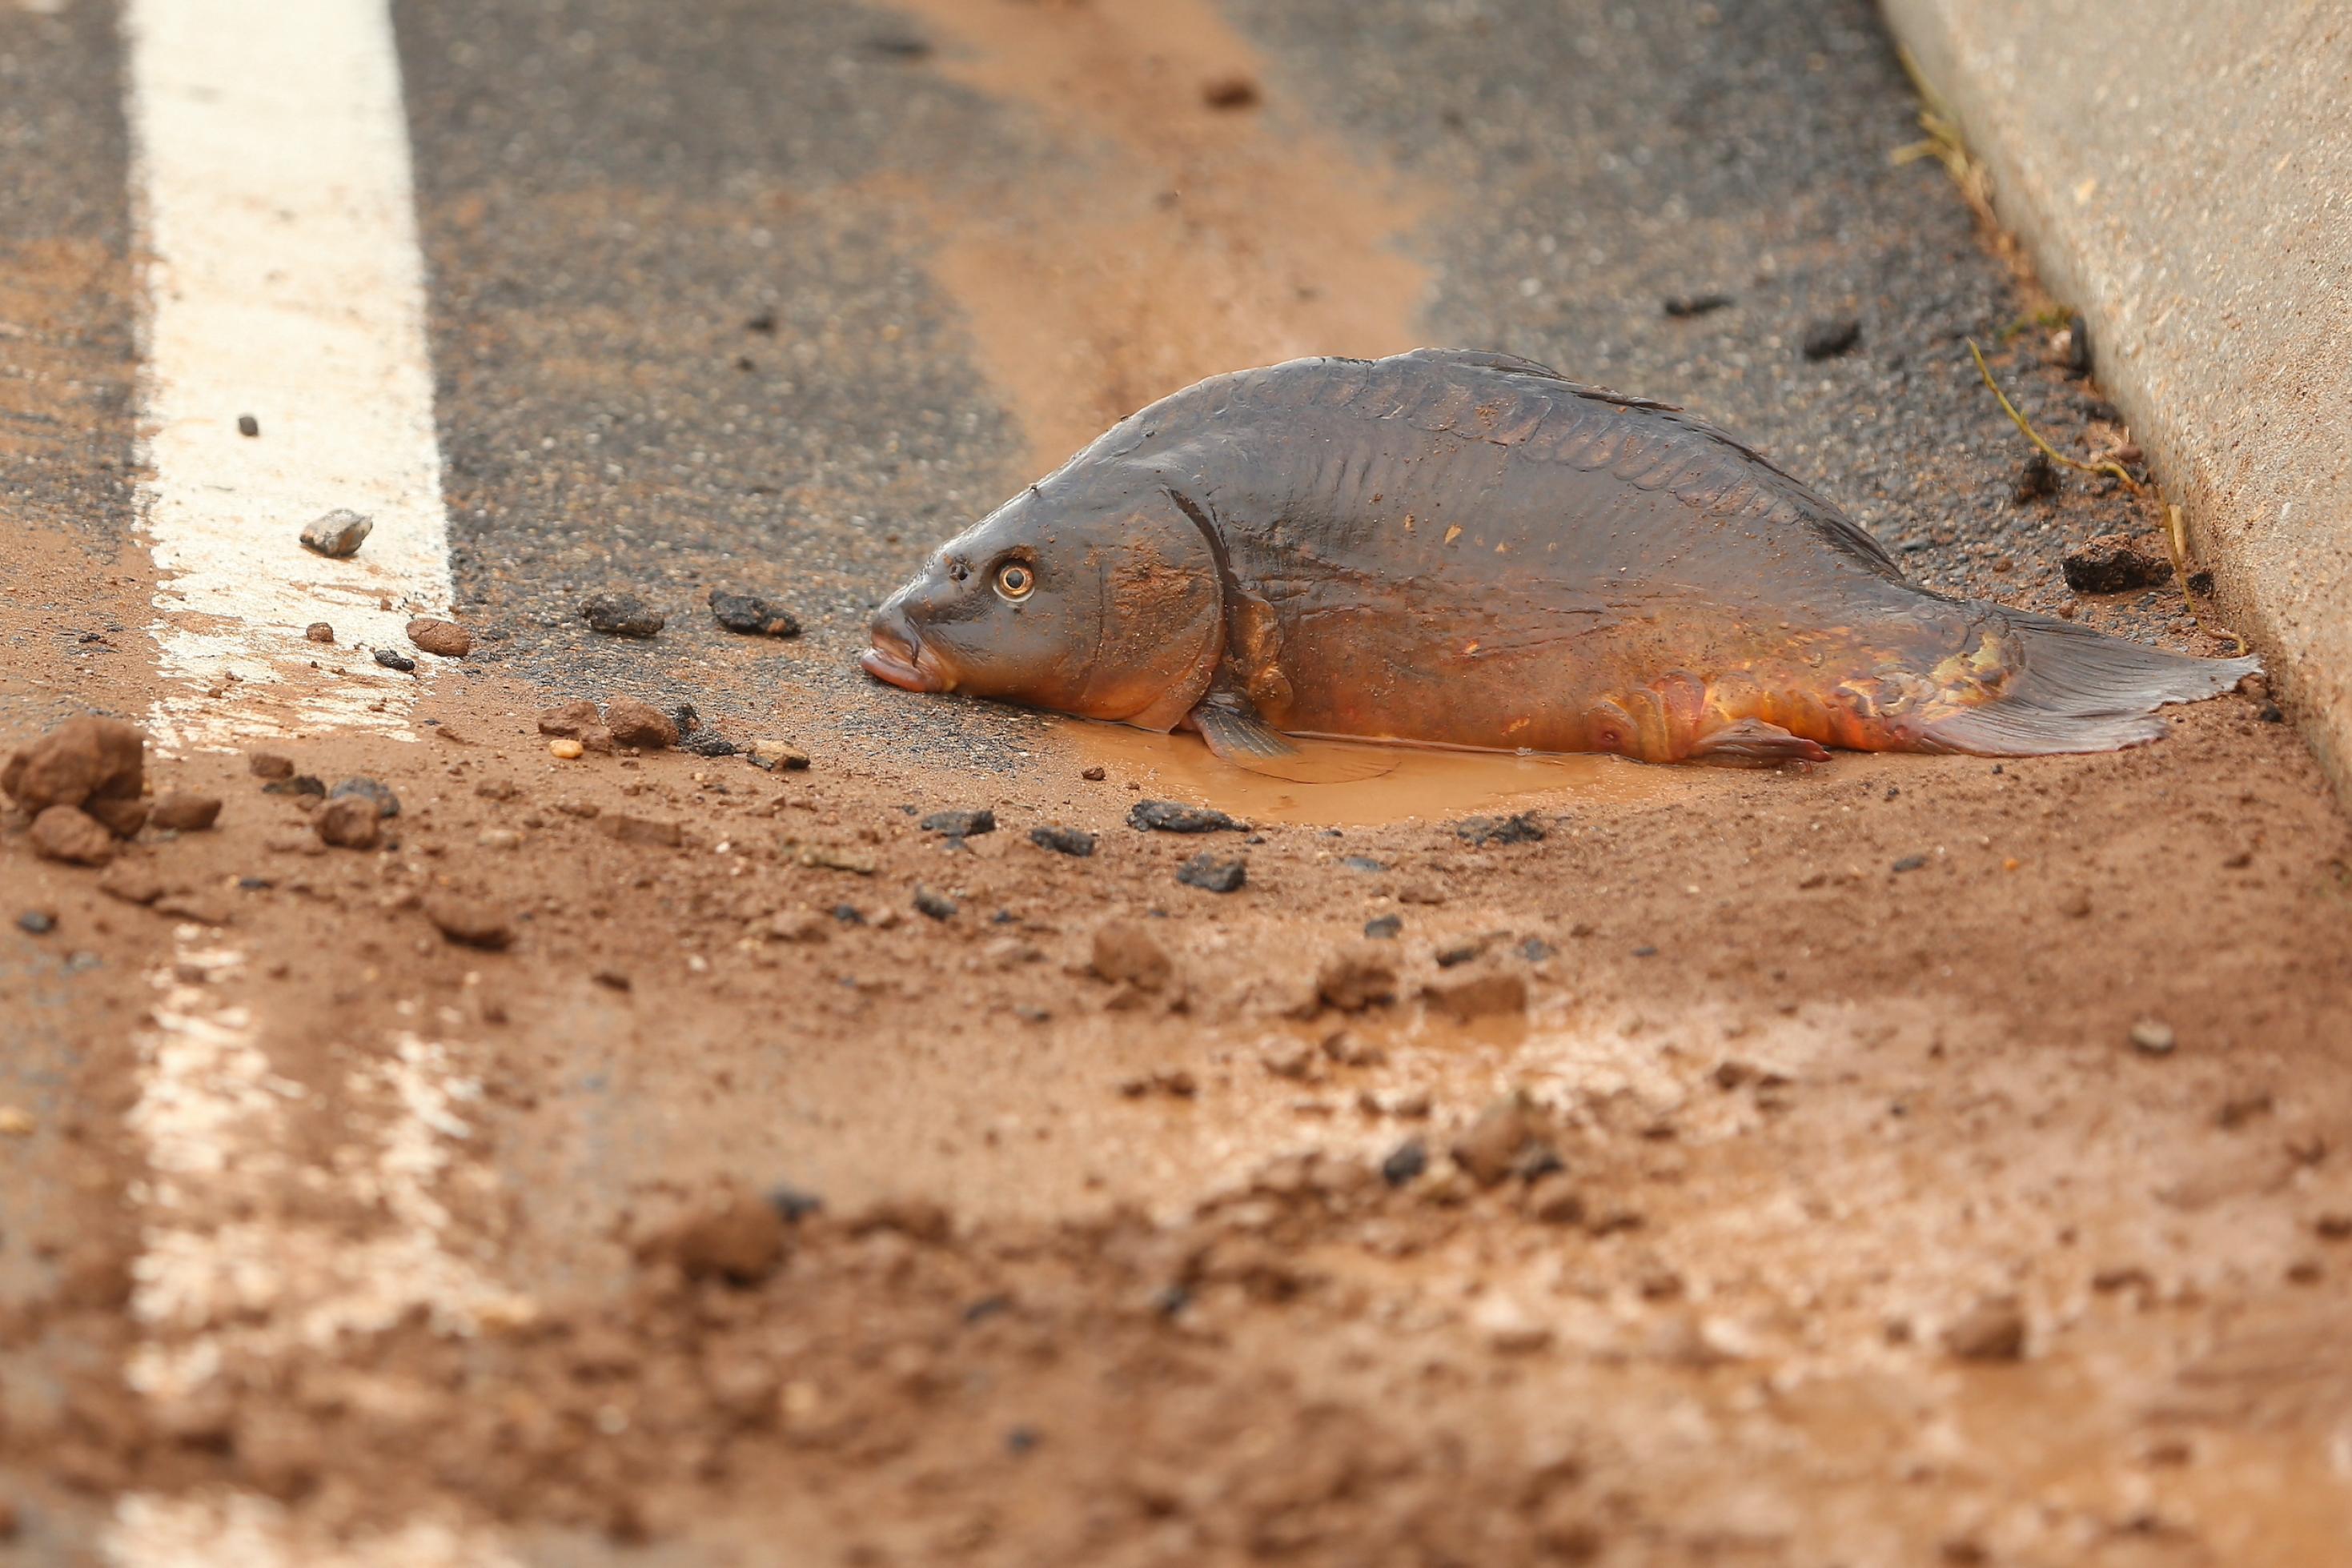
[4,4,2352,1566]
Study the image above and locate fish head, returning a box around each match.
[865,474,1224,730]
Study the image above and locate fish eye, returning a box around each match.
[994,561,1034,601]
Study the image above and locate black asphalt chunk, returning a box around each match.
[1454,812,1545,847]
[1030,825,1096,857]
[580,592,664,638]
[708,588,802,638]
[1129,800,1246,834]
[1800,315,1863,360]
[1381,1139,1429,1186]
[1662,293,1733,319]
[1176,853,1246,893]
[681,731,738,757]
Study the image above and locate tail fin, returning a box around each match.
[1921,609,2259,756]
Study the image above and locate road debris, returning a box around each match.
[1129,800,1245,833]
[1176,852,1245,892]
[299,507,373,557]
[708,588,802,637]
[580,591,665,637]
[407,617,472,657]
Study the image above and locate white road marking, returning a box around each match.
[121,942,528,1403]
[110,2,515,1558]
[124,0,454,748]
[109,939,533,1565]
[105,1494,524,1568]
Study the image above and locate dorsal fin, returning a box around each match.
[1392,347,1899,574]
[1394,347,1682,412]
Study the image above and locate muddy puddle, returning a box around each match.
[1045,716,1700,827]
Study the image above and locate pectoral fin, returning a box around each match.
[1687,717,1832,764]
[1190,702,1396,784]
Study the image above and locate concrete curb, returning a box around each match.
[1882,0,2352,801]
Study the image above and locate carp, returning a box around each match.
[863,348,2254,774]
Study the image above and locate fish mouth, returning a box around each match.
[861,620,950,693]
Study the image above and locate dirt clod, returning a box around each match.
[548,738,584,760]
[604,815,684,848]
[151,792,223,832]
[406,618,472,658]
[248,752,295,780]
[1128,799,1244,833]
[2013,451,2058,503]
[97,860,166,905]
[1090,921,1172,991]
[298,508,372,557]
[746,740,810,772]
[328,777,401,820]
[1081,765,1106,781]
[1201,72,1260,109]
[640,1183,788,1285]
[1452,1095,1548,1187]
[1316,947,1398,1012]
[1943,1295,2028,1361]
[314,796,383,850]
[30,805,115,866]
[1176,852,1246,893]
[3,716,145,820]
[708,588,802,637]
[2061,533,2169,594]
[424,894,514,950]
[580,592,665,638]
[537,700,601,737]
[304,622,335,644]
[1423,965,1528,1021]
[604,699,679,751]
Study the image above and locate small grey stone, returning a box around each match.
[913,885,957,920]
[299,509,374,558]
[372,648,415,672]
[1128,799,1245,833]
[1030,825,1096,857]
[1176,852,1246,893]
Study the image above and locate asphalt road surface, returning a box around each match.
[5,2,2350,1564]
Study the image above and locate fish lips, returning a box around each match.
[861,617,951,694]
